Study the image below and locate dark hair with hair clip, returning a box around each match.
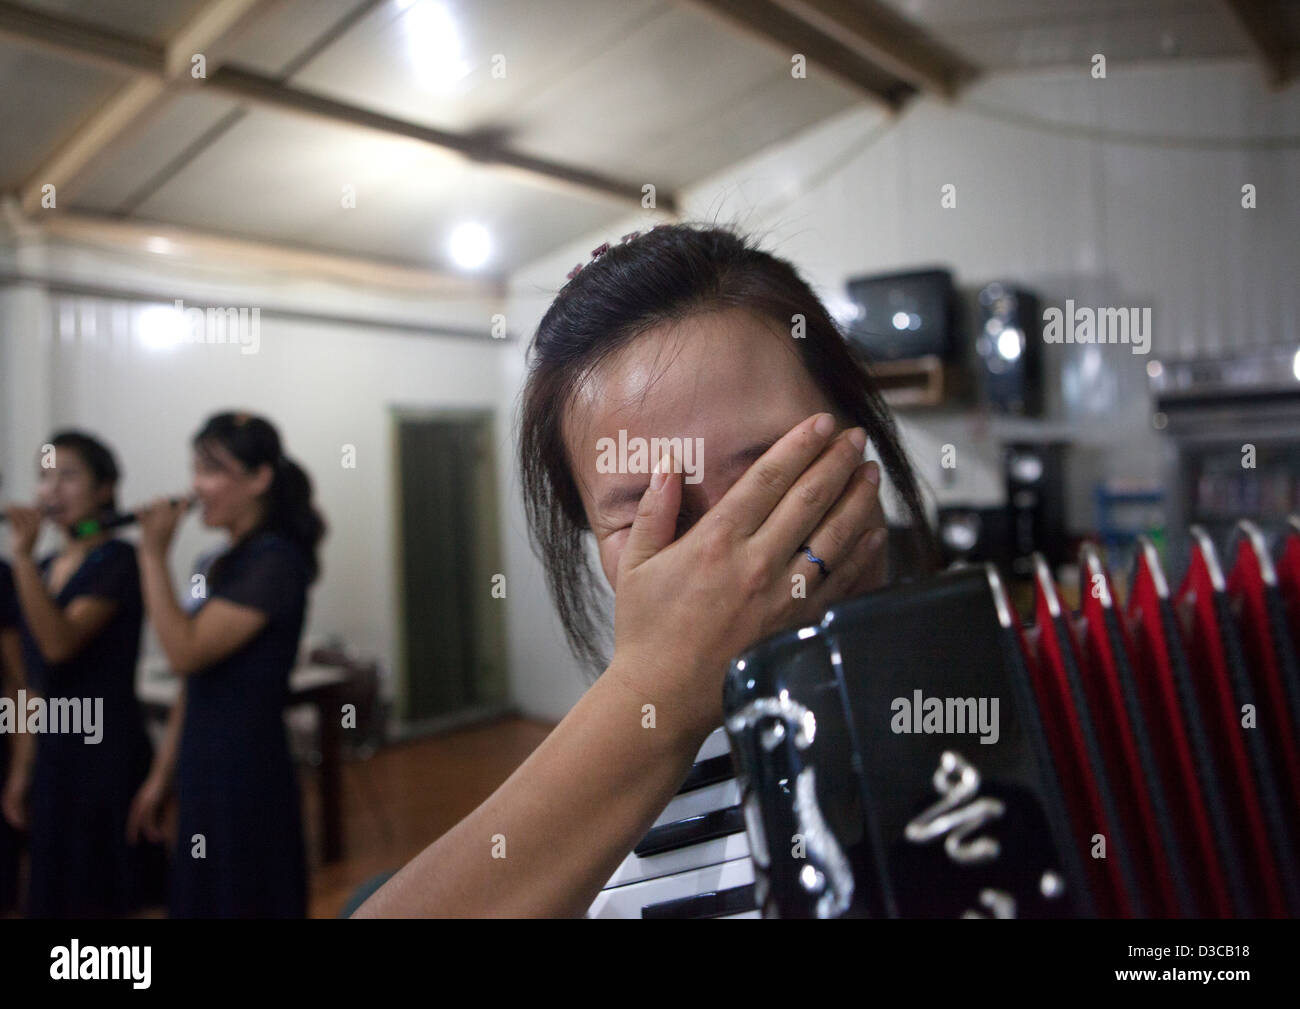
[518,220,937,680]
[193,411,326,583]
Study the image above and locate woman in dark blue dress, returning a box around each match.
[3,431,159,917]
[129,412,325,918]
[0,557,27,913]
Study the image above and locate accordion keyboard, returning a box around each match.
[585,727,759,918]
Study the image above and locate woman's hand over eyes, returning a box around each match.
[609,411,888,743]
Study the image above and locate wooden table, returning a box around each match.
[137,663,350,864]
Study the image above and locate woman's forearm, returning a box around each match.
[0,629,34,773]
[353,657,711,918]
[148,682,186,787]
[10,554,75,663]
[0,628,25,692]
[138,547,198,675]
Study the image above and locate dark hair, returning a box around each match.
[48,430,121,513]
[517,221,938,679]
[193,412,326,582]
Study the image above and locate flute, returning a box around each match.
[1,497,195,539]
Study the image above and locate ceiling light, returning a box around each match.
[448,222,491,270]
[138,304,185,350]
[401,0,472,91]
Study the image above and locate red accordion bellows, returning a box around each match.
[1018,520,1300,918]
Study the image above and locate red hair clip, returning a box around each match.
[567,233,641,283]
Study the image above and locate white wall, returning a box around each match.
[503,58,1300,717]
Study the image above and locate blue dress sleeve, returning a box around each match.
[66,541,140,610]
[210,537,307,624]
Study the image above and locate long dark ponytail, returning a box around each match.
[194,412,326,582]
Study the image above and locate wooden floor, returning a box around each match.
[0,715,553,919]
[302,714,555,918]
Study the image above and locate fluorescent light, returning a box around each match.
[138,304,185,350]
[401,0,472,91]
[448,222,491,270]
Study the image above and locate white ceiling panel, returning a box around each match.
[256,0,676,134]
[122,105,617,274]
[68,90,243,212]
[501,2,861,190]
[11,0,863,274]
[882,0,1262,68]
[212,0,861,188]
[0,38,132,190]
[205,0,378,75]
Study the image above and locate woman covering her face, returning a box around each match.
[355,223,935,918]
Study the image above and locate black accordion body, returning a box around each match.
[723,519,1300,919]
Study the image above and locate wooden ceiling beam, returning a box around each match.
[1221,0,1296,89]
[0,0,163,74]
[11,0,267,214]
[0,0,674,213]
[678,0,915,111]
[203,65,670,211]
[771,0,978,98]
[18,206,504,297]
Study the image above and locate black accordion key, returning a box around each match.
[676,754,735,795]
[724,565,1089,918]
[633,806,745,858]
[641,884,757,919]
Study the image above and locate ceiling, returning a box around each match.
[0,0,1295,286]
[882,0,1299,68]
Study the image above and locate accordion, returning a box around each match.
[719,519,1300,919]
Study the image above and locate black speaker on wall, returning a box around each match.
[936,505,1011,570]
[977,282,1042,415]
[1005,442,1070,579]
